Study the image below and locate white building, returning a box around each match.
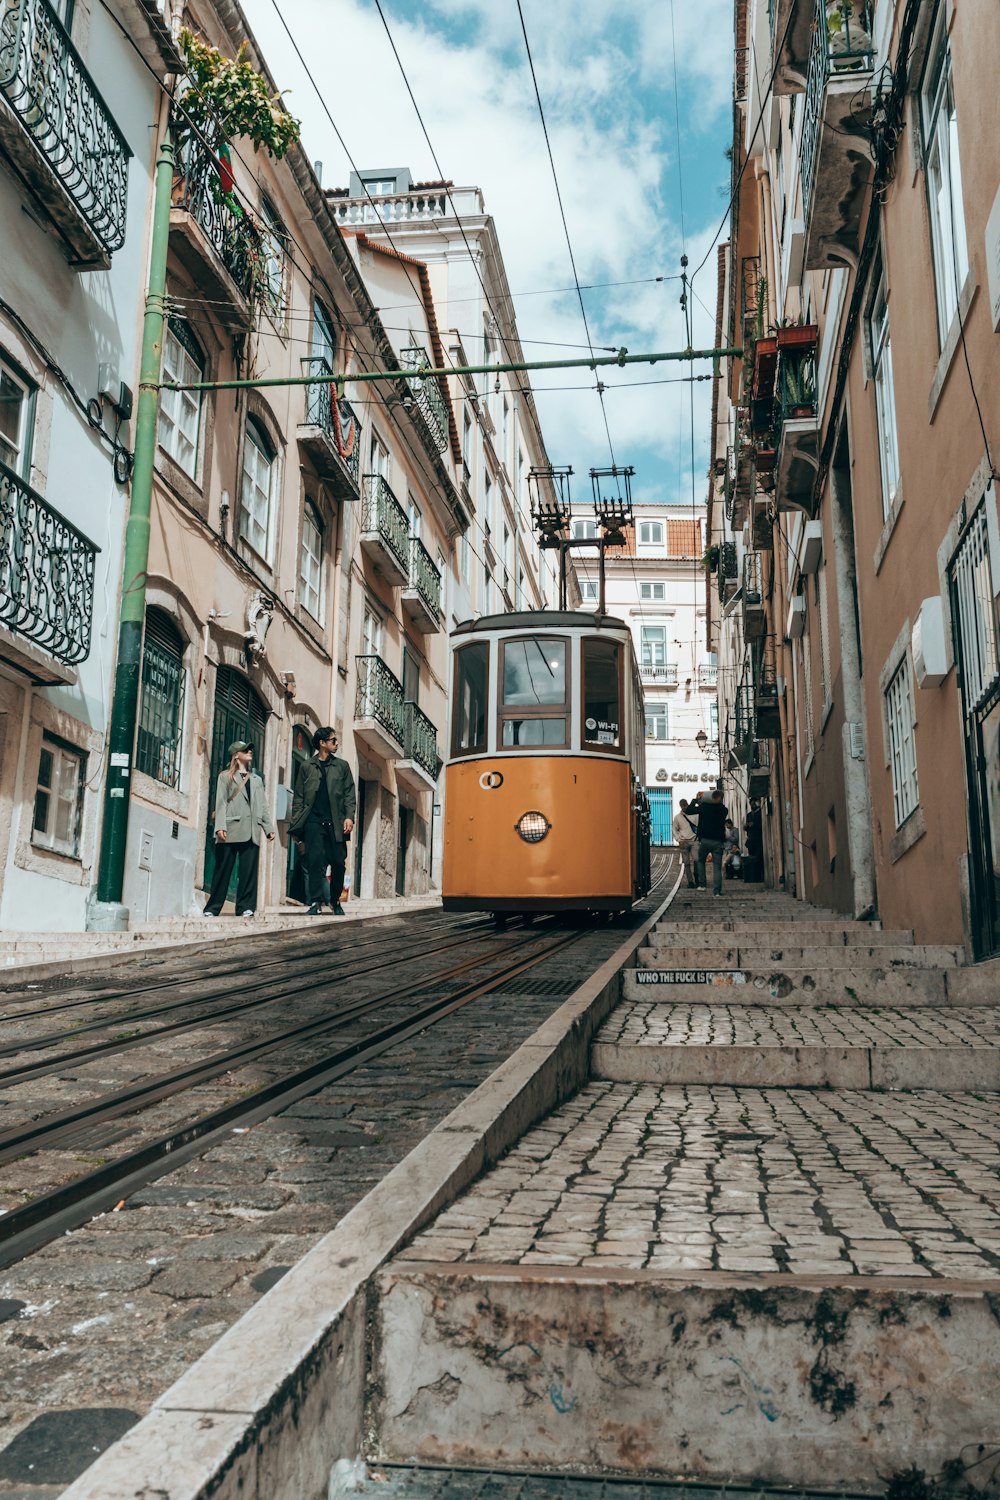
[571,502,718,842]
[0,0,179,928]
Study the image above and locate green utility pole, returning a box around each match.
[89,127,174,930]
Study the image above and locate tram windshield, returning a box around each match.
[582,637,622,750]
[500,637,569,749]
[451,642,488,756]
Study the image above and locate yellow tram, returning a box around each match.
[442,611,651,917]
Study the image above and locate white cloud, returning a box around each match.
[241,0,731,498]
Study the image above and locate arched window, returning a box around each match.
[158,319,204,479]
[137,608,185,787]
[239,416,276,560]
[300,500,324,620]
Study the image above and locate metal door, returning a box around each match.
[395,806,409,896]
[286,724,312,901]
[949,495,1000,957]
[203,667,268,895]
[647,786,673,846]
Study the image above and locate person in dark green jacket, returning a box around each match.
[289,726,356,915]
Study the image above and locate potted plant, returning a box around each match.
[779,349,817,417]
[704,544,720,574]
[776,321,819,350]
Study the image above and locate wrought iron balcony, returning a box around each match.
[401,346,449,454]
[698,663,718,688]
[743,552,766,641]
[402,535,442,635]
[360,474,410,587]
[0,458,98,665]
[354,654,404,759]
[800,0,875,269]
[397,699,439,791]
[753,638,782,738]
[171,136,256,310]
[748,739,772,795]
[640,662,678,688]
[734,682,755,748]
[775,337,820,513]
[297,359,360,498]
[0,0,131,266]
[718,540,739,605]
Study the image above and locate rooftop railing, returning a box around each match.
[0,458,98,664]
[0,0,131,254]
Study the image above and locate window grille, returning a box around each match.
[137,609,184,787]
[885,656,919,827]
[951,501,999,712]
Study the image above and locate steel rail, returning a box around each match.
[0,928,585,1270]
[0,928,576,1164]
[0,921,524,1077]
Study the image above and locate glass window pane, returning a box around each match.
[502,718,566,747]
[452,642,488,754]
[583,637,621,746]
[503,639,566,705]
[0,368,27,471]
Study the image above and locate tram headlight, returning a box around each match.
[515,810,551,844]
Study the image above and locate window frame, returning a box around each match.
[639,580,666,602]
[579,579,599,603]
[32,735,85,858]
[919,5,969,345]
[641,624,668,668]
[0,350,35,480]
[299,499,324,621]
[450,640,490,758]
[581,635,624,755]
[868,255,901,519]
[572,518,597,541]
[884,655,919,828]
[259,196,287,322]
[239,415,278,562]
[638,520,665,548]
[644,700,670,742]
[158,318,204,480]
[498,634,570,751]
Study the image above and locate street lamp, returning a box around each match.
[695,729,708,753]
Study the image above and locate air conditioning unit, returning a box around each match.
[800,519,823,575]
[912,596,948,688]
[786,595,806,640]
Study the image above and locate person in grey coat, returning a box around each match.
[289,726,356,915]
[203,741,275,917]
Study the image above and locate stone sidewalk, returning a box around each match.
[373,884,1000,1492]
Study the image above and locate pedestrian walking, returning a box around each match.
[691,787,729,896]
[289,726,356,916]
[203,741,275,917]
[745,798,763,881]
[672,797,700,888]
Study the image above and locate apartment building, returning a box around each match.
[573,503,717,844]
[0,0,179,929]
[712,0,1000,949]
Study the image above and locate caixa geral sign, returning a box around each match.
[654,769,716,783]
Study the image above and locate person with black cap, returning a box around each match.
[289,726,356,915]
[203,740,275,917]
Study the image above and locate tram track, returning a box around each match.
[0,922,584,1270]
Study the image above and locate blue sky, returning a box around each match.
[240,0,734,511]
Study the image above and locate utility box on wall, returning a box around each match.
[912,597,949,688]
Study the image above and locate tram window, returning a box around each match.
[582,637,622,750]
[502,638,567,705]
[452,642,489,755]
[502,718,567,747]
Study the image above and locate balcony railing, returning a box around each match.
[302,359,360,485]
[361,474,409,579]
[735,683,755,745]
[0,458,97,664]
[173,136,256,303]
[408,535,442,621]
[734,47,748,103]
[640,662,678,687]
[401,346,449,453]
[332,190,448,227]
[801,0,874,227]
[744,551,763,603]
[355,655,404,746]
[403,700,439,781]
[0,0,131,257]
[698,663,718,688]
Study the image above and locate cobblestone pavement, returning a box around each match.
[595,1002,1000,1047]
[402,1080,1000,1277]
[0,867,673,1493]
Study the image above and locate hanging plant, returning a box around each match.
[174,29,301,340]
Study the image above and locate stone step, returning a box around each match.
[372,1080,1000,1491]
[591,1003,1000,1089]
[623,964,947,1005]
[639,944,963,968]
[652,922,894,941]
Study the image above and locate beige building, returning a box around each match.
[711,0,1000,952]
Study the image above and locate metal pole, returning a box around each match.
[89,126,174,929]
[154,345,744,397]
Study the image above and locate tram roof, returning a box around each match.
[452,610,630,636]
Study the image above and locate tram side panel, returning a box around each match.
[443,756,634,910]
